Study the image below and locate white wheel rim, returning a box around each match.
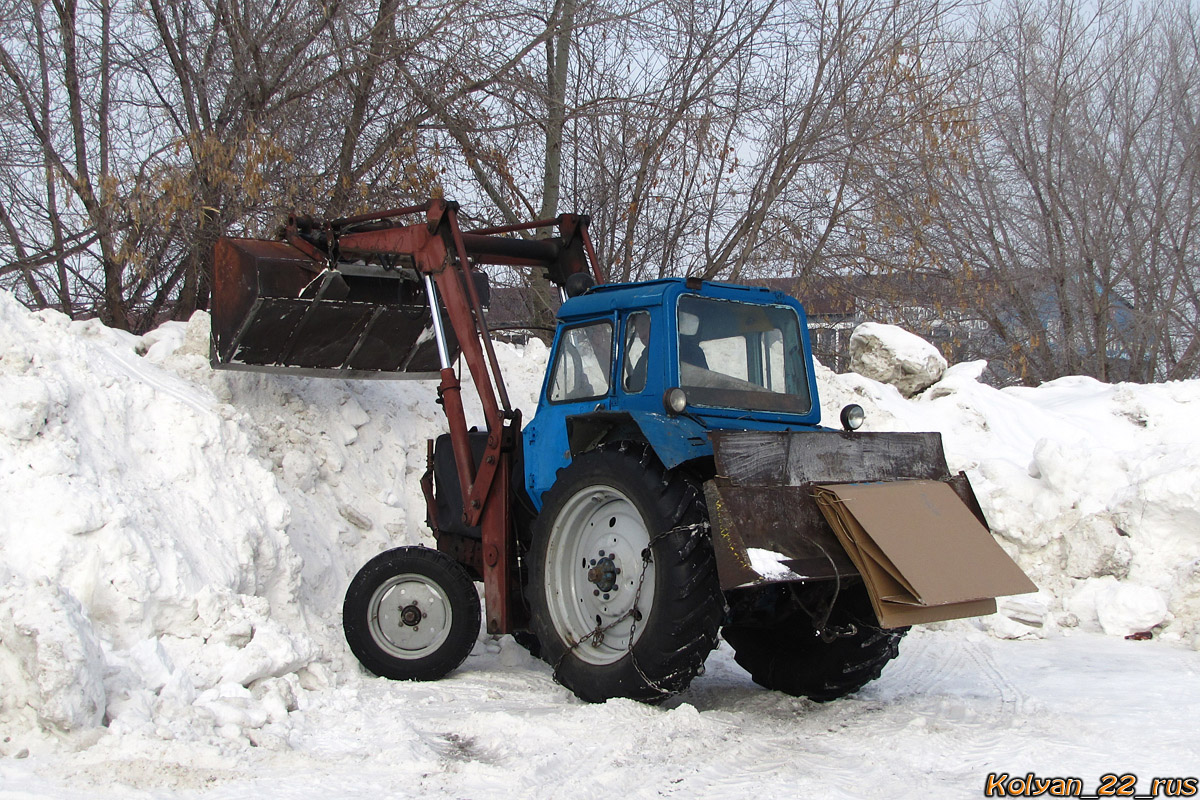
[545,485,655,666]
[368,573,453,660]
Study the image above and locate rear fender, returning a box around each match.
[525,409,705,511]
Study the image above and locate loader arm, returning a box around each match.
[211,199,603,634]
[340,202,516,634]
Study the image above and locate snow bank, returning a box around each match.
[0,291,547,753]
[1,290,1198,756]
[0,296,316,750]
[816,357,1200,645]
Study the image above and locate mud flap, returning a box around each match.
[706,430,1035,627]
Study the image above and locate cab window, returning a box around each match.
[550,321,613,402]
[622,311,650,393]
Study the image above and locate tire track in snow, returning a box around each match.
[880,629,958,696]
[964,638,1027,717]
[864,631,1036,773]
[883,632,1026,719]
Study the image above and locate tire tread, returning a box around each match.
[526,444,723,703]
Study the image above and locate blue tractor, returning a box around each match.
[212,200,1033,703]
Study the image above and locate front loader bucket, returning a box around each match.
[705,430,1035,627]
[211,237,453,379]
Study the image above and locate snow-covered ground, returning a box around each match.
[1,291,1197,797]
[4,630,1198,799]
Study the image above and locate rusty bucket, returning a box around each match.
[211,237,456,379]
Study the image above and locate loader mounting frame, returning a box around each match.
[213,199,603,634]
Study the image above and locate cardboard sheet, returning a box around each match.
[813,480,1036,628]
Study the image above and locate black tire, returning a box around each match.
[510,630,542,658]
[343,546,480,681]
[722,587,906,702]
[526,444,724,703]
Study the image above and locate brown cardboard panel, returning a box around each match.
[815,489,1000,626]
[875,597,998,628]
[813,481,1035,627]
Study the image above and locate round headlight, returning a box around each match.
[840,403,865,431]
[663,387,688,415]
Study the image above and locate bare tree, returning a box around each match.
[132,0,348,321]
[4,0,1190,378]
[0,0,135,326]
[875,0,1200,383]
[0,0,351,328]
[549,0,966,289]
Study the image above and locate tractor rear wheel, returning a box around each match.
[343,546,480,681]
[526,445,723,703]
[721,587,906,701]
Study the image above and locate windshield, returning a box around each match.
[676,294,811,415]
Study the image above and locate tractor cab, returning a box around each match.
[522,278,822,508]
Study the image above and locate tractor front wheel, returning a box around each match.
[526,446,723,703]
[343,546,480,681]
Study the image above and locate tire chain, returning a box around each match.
[552,520,711,699]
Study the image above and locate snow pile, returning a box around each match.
[1,294,1198,757]
[0,297,315,749]
[822,324,1200,644]
[0,291,547,753]
[850,322,947,397]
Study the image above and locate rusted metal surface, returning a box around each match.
[705,480,858,589]
[434,530,484,580]
[711,429,951,486]
[329,202,431,227]
[704,480,762,590]
[211,237,447,378]
[480,446,516,634]
[211,238,313,365]
[447,207,511,415]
